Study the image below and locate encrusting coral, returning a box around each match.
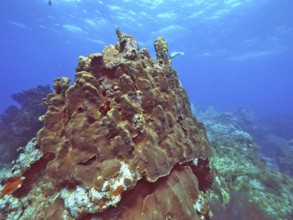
[1,176,24,196]
[0,29,212,219]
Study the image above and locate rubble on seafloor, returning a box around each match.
[193,106,293,219]
[0,29,213,219]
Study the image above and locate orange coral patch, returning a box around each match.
[1,176,24,196]
[97,196,108,209]
[112,185,124,196]
[98,200,106,209]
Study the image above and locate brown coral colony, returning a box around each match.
[2,29,213,219]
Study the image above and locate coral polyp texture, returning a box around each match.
[0,29,212,219]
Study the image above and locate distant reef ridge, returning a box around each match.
[193,106,293,219]
[0,85,51,163]
[0,29,213,219]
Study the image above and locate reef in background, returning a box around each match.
[0,30,213,219]
[0,85,51,163]
[193,106,293,219]
[276,139,293,176]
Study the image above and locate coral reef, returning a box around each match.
[254,115,293,158]
[276,139,293,176]
[194,106,293,219]
[0,85,51,163]
[192,105,293,167]
[0,30,212,219]
[210,191,272,220]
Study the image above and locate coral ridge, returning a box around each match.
[0,30,212,219]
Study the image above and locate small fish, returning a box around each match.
[48,0,52,6]
[169,51,185,59]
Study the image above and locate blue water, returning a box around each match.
[0,0,293,117]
